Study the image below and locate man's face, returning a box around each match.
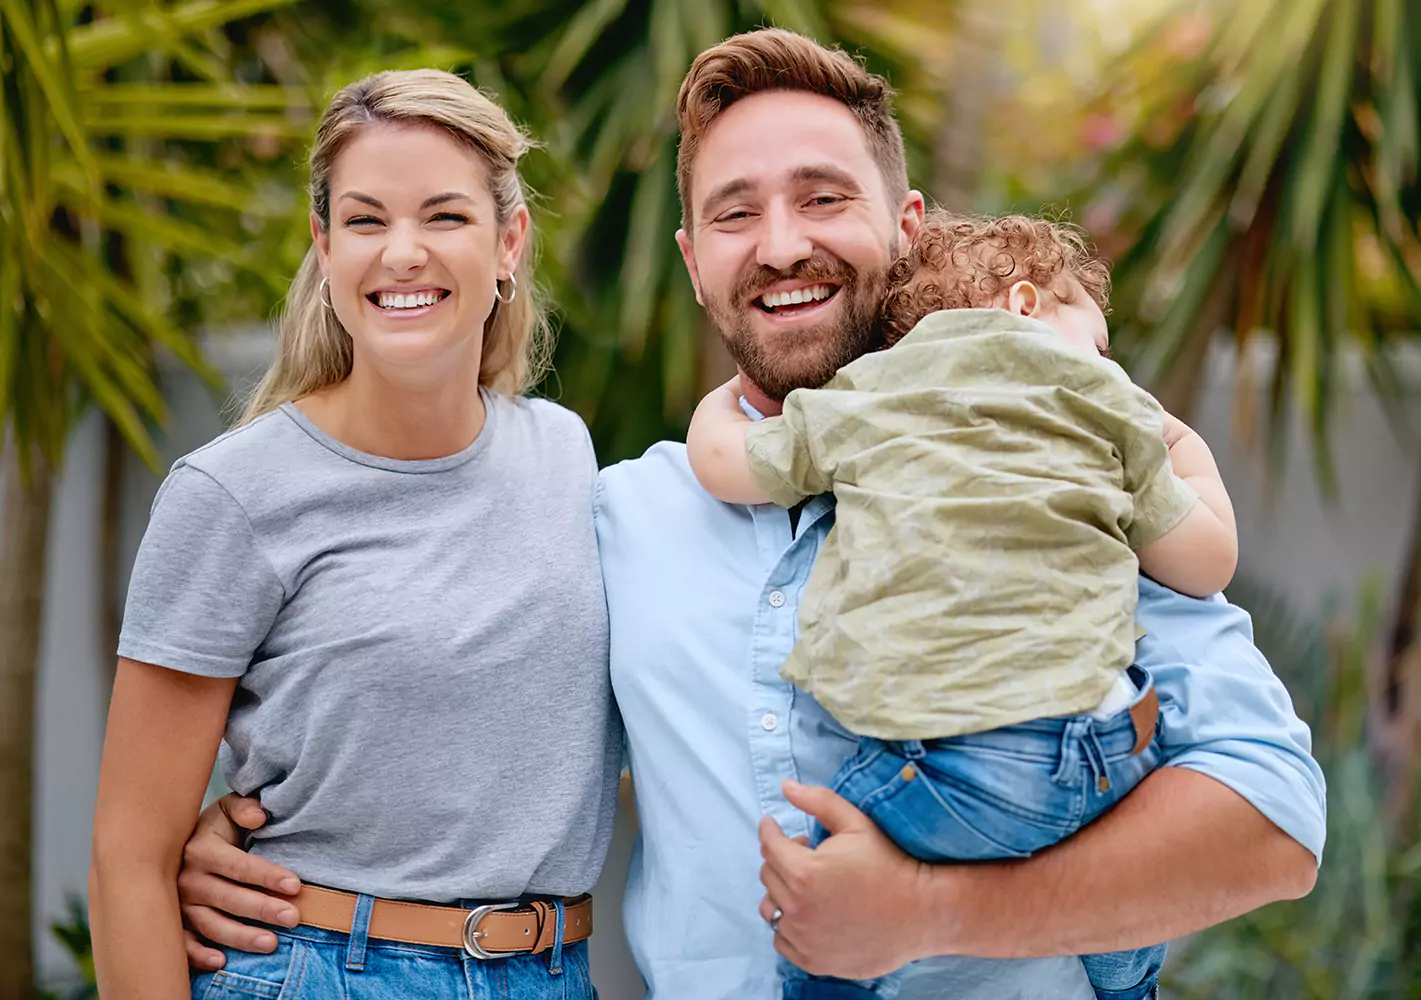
[677,92,923,403]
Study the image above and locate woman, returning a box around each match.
[89,70,620,1000]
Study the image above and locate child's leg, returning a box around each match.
[780,669,1166,1000]
[1080,945,1168,1000]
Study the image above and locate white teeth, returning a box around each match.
[761,284,834,309]
[376,291,445,310]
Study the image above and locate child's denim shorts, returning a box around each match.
[783,666,1167,1000]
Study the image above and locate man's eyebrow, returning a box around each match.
[336,192,472,210]
[700,178,755,217]
[790,164,863,191]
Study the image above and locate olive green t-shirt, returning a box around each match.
[745,308,1198,740]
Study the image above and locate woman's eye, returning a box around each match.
[344,216,382,228]
[430,212,469,225]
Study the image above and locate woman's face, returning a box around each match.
[313,122,528,381]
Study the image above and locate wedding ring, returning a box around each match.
[769,907,783,933]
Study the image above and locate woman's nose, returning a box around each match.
[381,221,429,271]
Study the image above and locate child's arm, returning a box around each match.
[686,376,774,505]
[1136,414,1238,598]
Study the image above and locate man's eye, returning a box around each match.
[715,210,753,223]
[807,194,845,208]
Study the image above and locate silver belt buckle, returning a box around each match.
[462,901,520,959]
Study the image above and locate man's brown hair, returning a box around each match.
[879,209,1112,346]
[675,28,909,228]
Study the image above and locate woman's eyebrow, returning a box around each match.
[336,192,472,209]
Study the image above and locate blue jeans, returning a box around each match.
[782,668,1167,1000]
[191,894,598,1000]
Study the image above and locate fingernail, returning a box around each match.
[783,779,803,790]
[277,907,299,927]
[256,932,278,952]
[279,876,300,894]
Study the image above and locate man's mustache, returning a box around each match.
[733,256,856,306]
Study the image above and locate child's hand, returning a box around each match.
[1160,411,1194,449]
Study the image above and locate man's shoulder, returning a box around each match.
[598,440,704,513]
[1135,576,1259,659]
[596,439,748,540]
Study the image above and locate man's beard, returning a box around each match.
[704,251,891,403]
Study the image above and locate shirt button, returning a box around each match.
[768,590,786,608]
[761,713,780,732]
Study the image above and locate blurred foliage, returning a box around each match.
[1167,576,1421,1000]
[37,898,96,1000]
[1070,0,1421,484]
[0,0,305,468]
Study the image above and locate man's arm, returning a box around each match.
[761,769,1315,979]
[174,795,300,969]
[761,580,1325,979]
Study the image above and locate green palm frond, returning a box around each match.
[1089,0,1421,486]
[0,0,302,471]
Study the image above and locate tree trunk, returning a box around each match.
[1382,471,1421,831]
[100,416,125,680]
[931,2,1003,211]
[0,442,54,998]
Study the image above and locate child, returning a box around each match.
[685,209,1238,1000]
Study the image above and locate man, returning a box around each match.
[177,28,1324,999]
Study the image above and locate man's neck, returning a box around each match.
[740,379,783,417]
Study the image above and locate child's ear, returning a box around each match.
[1007,280,1040,318]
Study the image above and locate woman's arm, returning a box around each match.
[90,658,238,1000]
[686,377,772,505]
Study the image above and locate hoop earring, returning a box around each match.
[494,273,517,305]
[318,276,334,311]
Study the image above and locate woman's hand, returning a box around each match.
[178,794,302,970]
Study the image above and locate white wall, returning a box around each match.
[23,331,1421,994]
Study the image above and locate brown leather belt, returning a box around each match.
[1129,685,1159,756]
[288,885,592,959]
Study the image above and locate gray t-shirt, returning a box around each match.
[118,392,620,903]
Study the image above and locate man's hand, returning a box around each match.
[178,794,301,970]
[757,779,940,979]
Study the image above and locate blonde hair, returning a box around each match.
[241,69,551,423]
[880,209,1112,346]
[675,28,909,227]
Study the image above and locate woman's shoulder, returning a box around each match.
[494,393,594,454]
[172,407,306,484]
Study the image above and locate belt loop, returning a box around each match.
[1052,718,1083,786]
[345,893,375,972]
[547,898,566,976]
[897,739,927,761]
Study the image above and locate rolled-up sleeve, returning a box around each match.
[1135,577,1326,863]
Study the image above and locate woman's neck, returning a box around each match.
[297,360,488,461]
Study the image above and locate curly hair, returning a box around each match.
[879,210,1112,347]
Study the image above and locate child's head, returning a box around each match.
[880,209,1113,355]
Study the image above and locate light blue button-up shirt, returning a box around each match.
[596,441,1325,1000]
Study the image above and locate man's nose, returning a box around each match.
[381,221,429,271]
[755,202,813,272]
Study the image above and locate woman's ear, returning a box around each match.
[1007,280,1040,318]
[498,204,531,279]
[310,212,330,276]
